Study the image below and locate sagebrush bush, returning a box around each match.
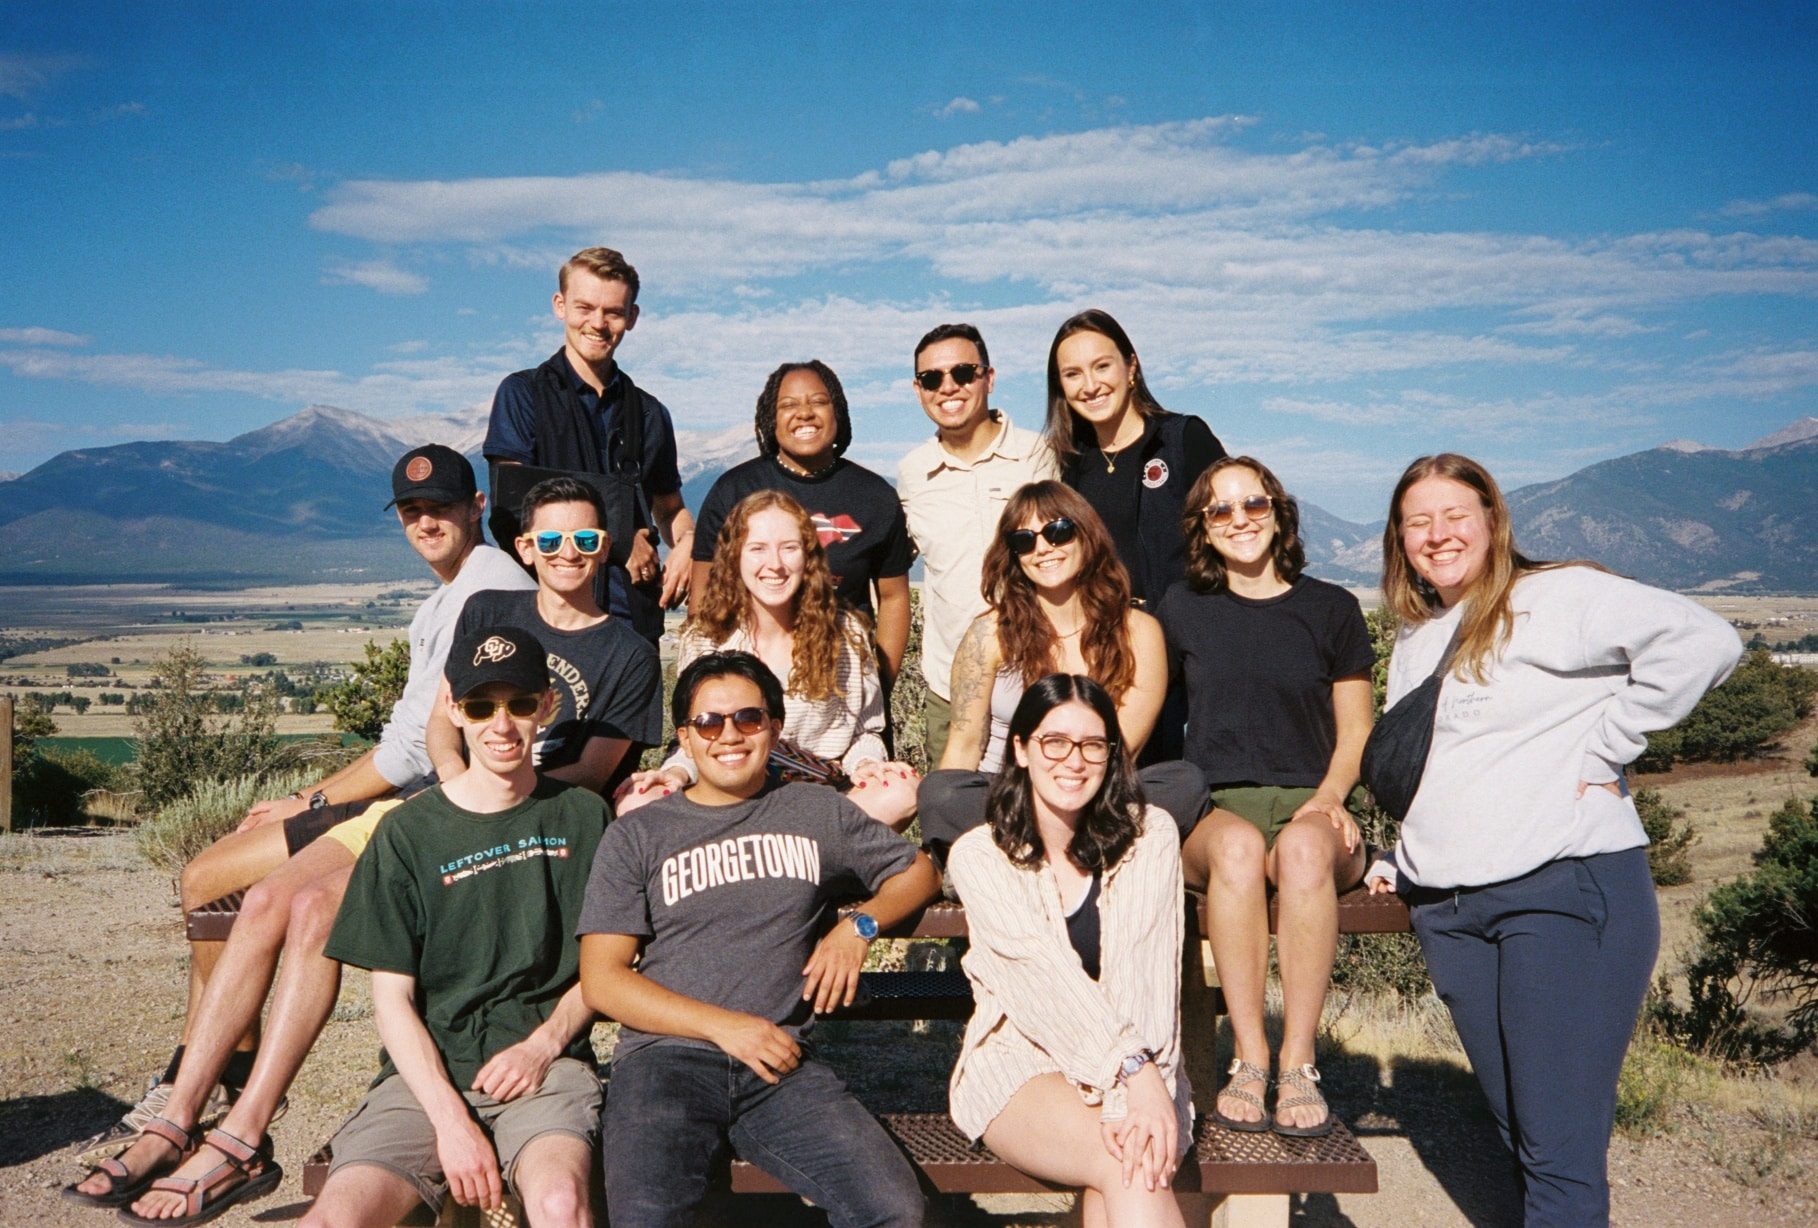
[136,766,319,873]
[10,747,125,827]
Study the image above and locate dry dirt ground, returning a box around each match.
[4,799,1816,1228]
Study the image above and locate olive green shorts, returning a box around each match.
[1208,784,1366,850]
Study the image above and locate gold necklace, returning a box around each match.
[1099,419,1140,472]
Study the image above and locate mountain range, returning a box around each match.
[2,407,1816,591]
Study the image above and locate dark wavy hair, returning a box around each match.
[913,321,990,370]
[671,650,787,730]
[985,674,1144,873]
[753,360,853,462]
[1181,456,1305,594]
[981,481,1136,701]
[518,475,608,537]
[1043,309,1168,467]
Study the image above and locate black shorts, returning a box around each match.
[282,800,372,857]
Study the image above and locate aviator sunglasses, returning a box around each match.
[520,528,606,557]
[685,707,772,739]
[458,695,543,722]
[1204,495,1274,527]
[1006,516,1076,556]
[913,362,988,392]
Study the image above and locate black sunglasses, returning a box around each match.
[913,363,988,392]
[458,694,543,723]
[1006,517,1076,556]
[685,707,771,739]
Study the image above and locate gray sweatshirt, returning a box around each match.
[371,543,537,788]
[1369,566,1741,890]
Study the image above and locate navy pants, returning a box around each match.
[603,1043,924,1228]
[1407,848,1658,1228]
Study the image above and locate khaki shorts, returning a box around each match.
[326,1056,601,1213]
[922,691,952,769]
[320,798,405,859]
[1208,784,1366,850]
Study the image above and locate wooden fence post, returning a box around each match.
[1,694,13,834]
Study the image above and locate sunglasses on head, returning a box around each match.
[458,694,543,722]
[1006,517,1076,556]
[1204,495,1274,527]
[684,707,772,739]
[913,363,988,392]
[520,528,605,557]
[1031,733,1114,764]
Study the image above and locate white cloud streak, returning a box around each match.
[322,258,429,295]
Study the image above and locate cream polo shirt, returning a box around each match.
[897,414,1056,700]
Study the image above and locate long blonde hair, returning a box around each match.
[687,490,870,700]
[1380,453,1542,684]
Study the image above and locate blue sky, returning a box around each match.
[3,1,1815,520]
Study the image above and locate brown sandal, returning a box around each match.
[115,1127,283,1227]
[61,1116,194,1208]
[1272,1064,1336,1138]
[1211,1058,1273,1133]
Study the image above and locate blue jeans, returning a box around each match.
[603,1043,924,1228]
[1408,848,1658,1228]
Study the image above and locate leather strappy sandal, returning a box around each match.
[116,1126,283,1227]
[61,1116,195,1208]
[1272,1063,1336,1138]
[1210,1057,1273,1133]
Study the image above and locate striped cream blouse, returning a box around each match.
[946,805,1193,1145]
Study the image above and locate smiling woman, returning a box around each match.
[687,360,915,689]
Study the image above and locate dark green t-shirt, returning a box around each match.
[325,778,607,1088]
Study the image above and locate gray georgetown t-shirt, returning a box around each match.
[577,781,917,1065]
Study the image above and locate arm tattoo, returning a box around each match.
[946,619,996,750]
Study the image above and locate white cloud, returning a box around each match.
[1720,192,1818,217]
[0,327,90,346]
[322,259,429,295]
[0,52,84,101]
[934,97,981,118]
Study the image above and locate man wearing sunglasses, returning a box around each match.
[579,651,940,1228]
[310,624,606,1228]
[898,323,1056,765]
[425,476,662,800]
[71,444,538,1211]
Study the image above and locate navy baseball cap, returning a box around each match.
[386,444,477,509]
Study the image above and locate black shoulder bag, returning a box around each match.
[1359,622,1464,821]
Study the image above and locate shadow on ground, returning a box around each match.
[1300,1045,1522,1227]
[0,1087,133,1165]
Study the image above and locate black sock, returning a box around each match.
[160,1046,186,1085]
[221,1049,257,1091]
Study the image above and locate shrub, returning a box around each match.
[131,646,288,808]
[1639,649,1818,771]
[1615,1032,1711,1137]
[10,747,124,826]
[66,662,110,677]
[137,766,318,872]
[1653,796,1818,1062]
[1635,786,1698,887]
[889,589,931,776]
[319,638,410,742]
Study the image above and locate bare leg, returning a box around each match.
[983,1073,1185,1228]
[1266,813,1365,1130]
[512,1133,593,1228]
[127,860,355,1221]
[1184,810,1271,1127]
[78,838,352,1198]
[298,1164,424,1228]
[179,823,292,1047]
[849,770,920,832]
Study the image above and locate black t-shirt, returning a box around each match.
[1064,873,1102,981]
[692,456,914,618]
[455,589,663,768]
[1156,576,1375,787]
[1073,414,1222,602]
[576,781,918,1065]
[325,780,607,1088]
